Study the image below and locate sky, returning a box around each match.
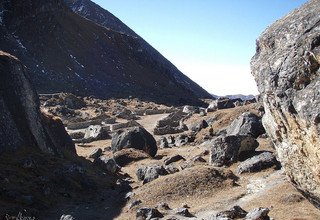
[92,0,308,96]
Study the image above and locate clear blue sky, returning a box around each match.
[92,0,308,96]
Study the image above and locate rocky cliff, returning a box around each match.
[251,0,320,207]
[0,50,75,156]
[0,0,211,106]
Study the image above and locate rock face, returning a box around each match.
[251,0,320,207]
[0,0,211,106]
[0,51,75,155]
[111,127,157,157]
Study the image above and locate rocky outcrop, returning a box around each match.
[0,51,75,155]
[153,111,189,135]
[251,0,320,207]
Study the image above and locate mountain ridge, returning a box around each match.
[0,0,211,106]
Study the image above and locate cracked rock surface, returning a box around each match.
[251,0,320,208]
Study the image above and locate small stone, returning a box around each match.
[164,155,185,165]
[129,199,142,209]
[88,148,102,159]
[157,202,171,210]
[173,207,194,217]
[136,207,163,219]
[245,207,270,220]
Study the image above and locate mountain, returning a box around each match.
[211,94,255,100]
[0,0,211,106]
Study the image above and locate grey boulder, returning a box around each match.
[84,125,110,141]
[94,157,121,173]
[236,152,278,174]
[111,126,157,157]
[210,135,259,166]
[226,112,265,138]
[251,0,320,207]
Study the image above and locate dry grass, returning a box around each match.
[113,149,150,166]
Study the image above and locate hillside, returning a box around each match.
[0,0,211,106]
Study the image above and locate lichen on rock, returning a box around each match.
[251,0,320,207]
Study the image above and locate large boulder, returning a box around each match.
[236,152,278,174]
[210,135,259,166]
[226,112,265,138]
[0,51,75,155]
[111,126,158,157]
[251,0,320,207]
[83,125,110,141]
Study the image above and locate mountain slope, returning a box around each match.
[0,0,211,106]
[64,0,211,101]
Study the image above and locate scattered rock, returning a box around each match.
[136,207,163,220]
[143,165,168,184]
[84,125,110,141]
[191,119,209,133]
[210,135,259,166]
[181,156,207,170]
[172,207,194,217]
[158,136,169,148]
[164,164,180,174]
[154,111,189,135]
[111,126,157,157]
[212,205,248,220]
[88,148,103,160]
[63,93,86,109]
[164,155,185,165]
[207,98,236,111]
[245,207,270,220]
[226,112,265,138]
[115,108,139,120]
[175,134,191,147]
[94,157,121,173]
[136,165,168,184]
[183,105,198,114]
[129,199,142,209]
[157,202,171,210]
[236,152,278,174]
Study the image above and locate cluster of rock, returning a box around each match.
[208,111,278,174]
[153,110,189,135]
[135,203,194,220]
[207,97,256,112]
[158,133,195,148]
[210,205,270,220]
